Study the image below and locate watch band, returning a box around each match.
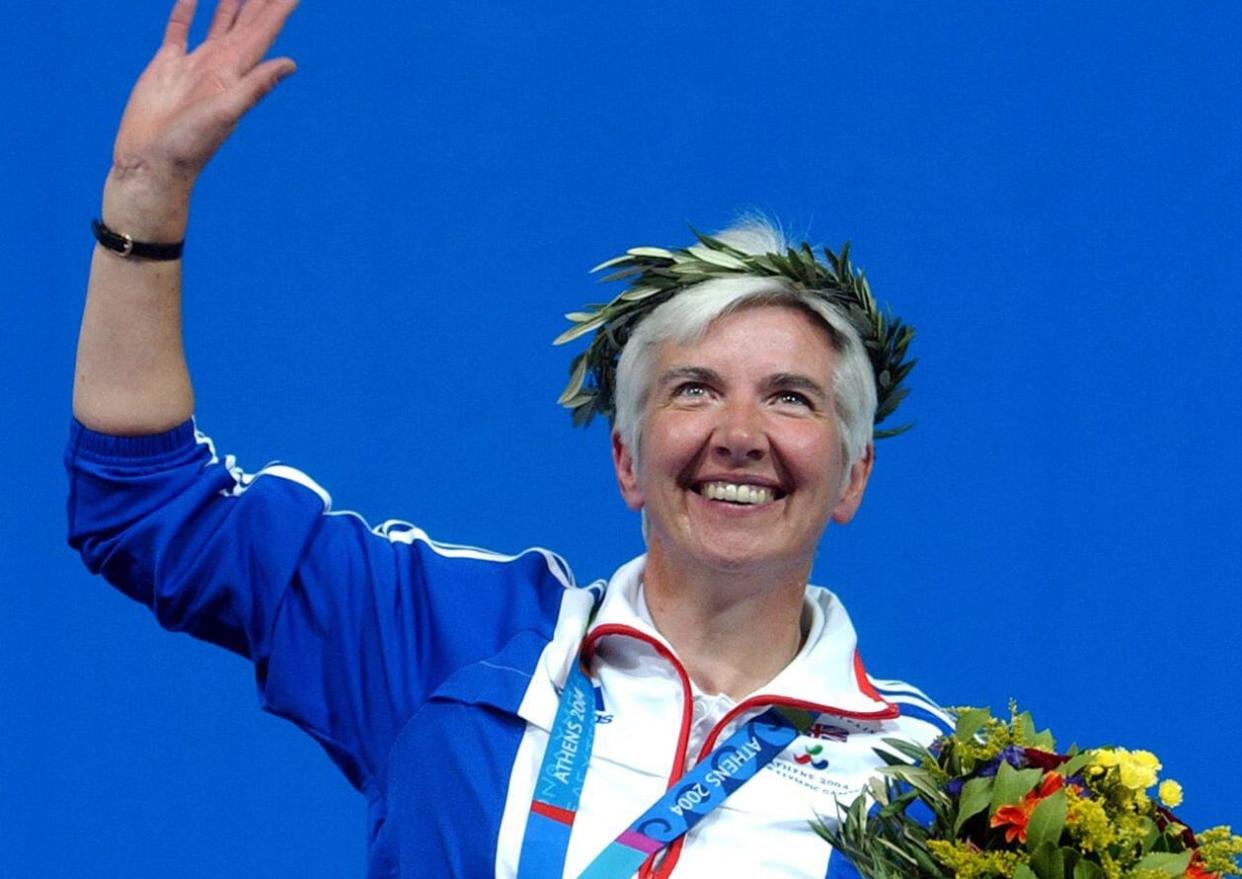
[91,218,185,261]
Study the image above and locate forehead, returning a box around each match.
[653,303,838,377]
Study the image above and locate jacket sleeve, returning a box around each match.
[65,418,573,793]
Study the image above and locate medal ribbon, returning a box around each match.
[517,646,816,879]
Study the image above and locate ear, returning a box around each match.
[611,430,644,512]
[830,442,874,525]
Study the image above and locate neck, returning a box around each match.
[641,546,809,701]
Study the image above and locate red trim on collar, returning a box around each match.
[584,624,697,879]
[853,649,888,703]
[582,624,695,792]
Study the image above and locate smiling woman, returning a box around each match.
[612,302,876,699]
[64,2,952,878]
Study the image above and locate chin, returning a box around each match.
[681,539,811,580]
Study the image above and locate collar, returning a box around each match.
[586,554,894,715]
[520,555,896,777]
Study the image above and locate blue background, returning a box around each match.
[3,2,1239,875]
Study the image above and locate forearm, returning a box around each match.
[72,0,298,435]
[73,168,195,435]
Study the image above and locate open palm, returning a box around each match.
[112,0,298,185]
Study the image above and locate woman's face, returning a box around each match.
[612,304,872,581]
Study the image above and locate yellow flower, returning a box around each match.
[1158,779,1183,808]
[1119,760,1159,791]
[1197,826,1242,876]
[928,840,1024,879]
[1066,795,1115,851]
[1092,748,1121,768]
[1096,747,1161,791]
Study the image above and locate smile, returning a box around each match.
[694,481,784,506]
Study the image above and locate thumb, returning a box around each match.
[230,57,297,116]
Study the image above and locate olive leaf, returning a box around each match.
[554,226,916,433]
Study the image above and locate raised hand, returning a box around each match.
[111,0,299,194]
[77,0,301,435]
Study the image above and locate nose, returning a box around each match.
[711,401,768,463]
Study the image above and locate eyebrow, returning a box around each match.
[657,366,723,389]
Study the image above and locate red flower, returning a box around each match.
[992,803,1031,844]
[1023,748,1065,771]
[1036,773,1065,796]
[1185,853,1219,879]
[990,773,1066,845]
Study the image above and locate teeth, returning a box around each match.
[701,482,774,505]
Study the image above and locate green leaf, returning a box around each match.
[908,841,948,879]
[1032,728,1057,751]
[588,253,632,273]
[686,244,749,270]
[618,285,661,302]
[1030,841,1066,879]
[990,762,1043,815]
[552,315,606,345]
[954,707,991,743]
[597,266,649,284]
[954,776,994,834]
[1135,852,1193,875]
[1015,866,1040,879]
[687,226,748,258]
[1059,751,1092,778]
[560,392,594,408]
[872,746,911,767]
[877,766,943,805]
[1073,859,1104,879]
[1139,816,1162,853]
[879,737,932,765]
[1026,789,1067,852]
[626,246,675,259]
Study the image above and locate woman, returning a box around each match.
[70,2,948,876]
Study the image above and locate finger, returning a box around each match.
[234,0,296,32]
[206,0,242,39]
[161,0,198,51]
[232,0,300,74]
[225,56,297,117]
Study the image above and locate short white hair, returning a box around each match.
[612,218,877,475]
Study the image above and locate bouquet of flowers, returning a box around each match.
[818,704,1241,879]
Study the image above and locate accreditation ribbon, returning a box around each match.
[517,647,816,879]
[517,652,599,879]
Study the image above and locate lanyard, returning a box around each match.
[516,644,816,879]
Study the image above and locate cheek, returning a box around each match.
[785,430,843,492]
[639,413,707,477]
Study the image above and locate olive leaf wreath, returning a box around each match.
[554,228,916,438]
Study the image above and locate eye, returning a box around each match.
[774,390,813,408]
[674,381,711,399]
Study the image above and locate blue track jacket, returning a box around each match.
[66,418,949,878]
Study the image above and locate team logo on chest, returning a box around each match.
[793,743,829,770]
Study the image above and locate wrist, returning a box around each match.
[101,165,193,242]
